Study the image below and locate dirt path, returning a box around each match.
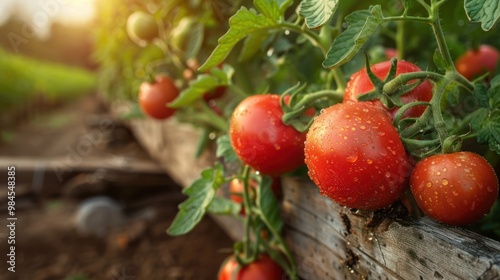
[0,96,233,280]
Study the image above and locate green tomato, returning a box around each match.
[126,11,159,42]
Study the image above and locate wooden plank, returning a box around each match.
[282,177,500,279]
[0,156,164,175]
[128,118,215,187]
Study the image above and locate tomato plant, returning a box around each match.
[93,0,500,278]
[218,254,284,280]
[455,45,499,81]
[410,152,499,226]
[305,102,411,210]
[138,75,179,119]
[126,11,159,42]
[343,60,433,120]
[230,94,306,176]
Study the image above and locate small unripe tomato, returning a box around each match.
[126,11,159,42]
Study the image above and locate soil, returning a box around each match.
[0,95,234,280]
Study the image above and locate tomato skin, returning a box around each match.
[305,102,411,210]
[455,45,499,80]
[218,255,284,280]
[410,152,498,226]
[343,60,433,119]
[126,11,158,42]
[229,94,306,176]
[138,75,179,119]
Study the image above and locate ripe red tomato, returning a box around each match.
[455,45,499,80]
[410,152,498,226]
[305,102,411,210]
[229,94,306,176]
[344,60,433,119]
[229,177,283,205]
[385,48,398,59]
[138,75,179,119]
[126,11,159,42]
[218,254,284,280]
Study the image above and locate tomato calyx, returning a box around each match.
[280,83,343,132]
[357,56,430,111]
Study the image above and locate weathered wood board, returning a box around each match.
[128,116,500,280]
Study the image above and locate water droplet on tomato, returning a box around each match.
[426,182,432,188]
[470,201,476,211]
[366,159,373,164]
[464,168,470,173]
[441,179,449,186]
[385,172,391,178]
[487,185,495,192]
[442,167,447,172]
[378,132,385,136]
[360,126,366,130]
[346,154,358,163]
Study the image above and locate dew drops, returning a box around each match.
[346,154,358,163]
[353,177,359,182]
[470,201,476,211]
[378,132,386,136]
[360,126,366,130]
[464,168,470,173]
[426,182,432,188]
[366,159,373,164]
[487,185,495,192]
[441,179,449,186]
[436,171,441,176]
[385,172,391,178]
[442,168,447,172]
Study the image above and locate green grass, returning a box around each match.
[0,48,96,111]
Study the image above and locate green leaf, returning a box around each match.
[169,67,232,108]
[208,196,242,215]
[323,5,384,69]
[199,7,278,71]
[255,0,281,20]
[433,49,448,72]
[257,176,283,233]
[239,30,269,62]
[184,23,204,60]
[490,75,500,88]
[470,108,489,131]
[216,135,240,163]
[473,83,490,108]
[464,0,500,31]
[488,81,500,109]
[278,0,294,12]
[477,111,500,154]
[299,0,339,30]
[401,0,414,10]
[167,166,225,236]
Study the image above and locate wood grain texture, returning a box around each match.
[126,116,500,280]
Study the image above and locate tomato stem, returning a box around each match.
[241,165,253,260]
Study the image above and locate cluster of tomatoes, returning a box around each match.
[228,55,499,231]
[130,10,500,273]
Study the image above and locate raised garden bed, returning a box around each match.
[127,116,500,279]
